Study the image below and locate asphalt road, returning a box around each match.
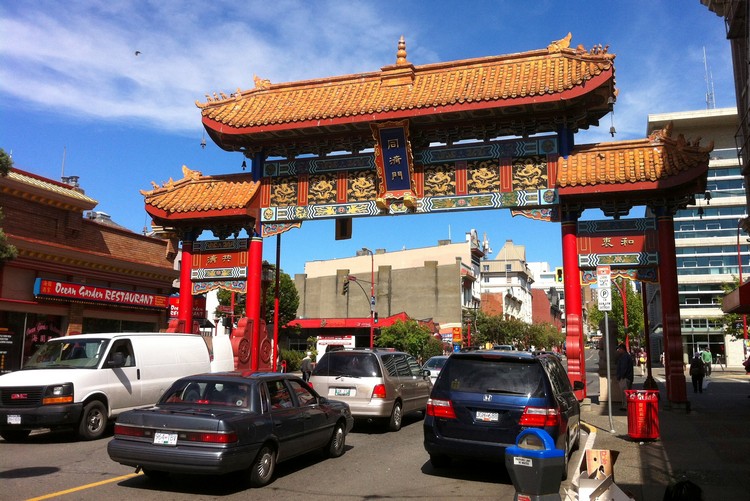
[1,412,537,500]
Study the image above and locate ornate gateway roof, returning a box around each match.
[198,34,616,158]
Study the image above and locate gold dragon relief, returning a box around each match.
[307,173,337,204]
[423,164,456,197]
[270,176,298,206]
[512,156,548,191]
[348,171,377,201]
[467,160,500,194]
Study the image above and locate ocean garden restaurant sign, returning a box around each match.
[34,278,169,309]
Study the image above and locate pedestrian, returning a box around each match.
[700,347,712,377]
[301,351,313,382]
[689,352,705,394]
[638,350,647,376]
[615,343,633,411]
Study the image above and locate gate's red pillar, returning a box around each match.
[561,210,586,399]
[178,239,194,331]
[247,235,263,371]
[655,206,688,404]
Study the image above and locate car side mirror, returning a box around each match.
[108,352,125,368]
[573,380,585,391]
[421,369,431,378]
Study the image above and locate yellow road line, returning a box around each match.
[26,472,141,500]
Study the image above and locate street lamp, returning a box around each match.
[362,247,376,349]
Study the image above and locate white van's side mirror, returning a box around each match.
[108,352,125,368]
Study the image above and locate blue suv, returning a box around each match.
[423,350,583,476]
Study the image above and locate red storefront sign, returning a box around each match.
[168,296,207,319]
[34,278,168,309]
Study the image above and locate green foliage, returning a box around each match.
[588,278,644,346]
[375,319,443,361]
[0,148,11,177]
[470,311,564,349]
[714,277,744,340]
[215,262,299,329]
[0,208,18,264]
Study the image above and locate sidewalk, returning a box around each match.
[564,366,750,500]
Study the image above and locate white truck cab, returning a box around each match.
[0,332,234,441]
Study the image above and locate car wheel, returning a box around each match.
[1,429,31,443]
[78,400,107,440]
[142,469,169,482]
[387,401,403,431]
[326,422,346,458]
[249,444,276,487]
[429,453,451,468]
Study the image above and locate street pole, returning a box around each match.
[604,311,615,433]
[362,248,375,349]
[272,233,281,372]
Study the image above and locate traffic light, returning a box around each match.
[555,267,564,283]
[342,278,349,295]
[374,312,379,324]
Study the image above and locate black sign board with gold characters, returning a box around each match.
[371,120,417,210]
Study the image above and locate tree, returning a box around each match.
[715,277,744,341]
[215,263,299,329]
[375,319,443,361]
[588,278,644,347]
[0,149,18,264]
[0,148,11,176]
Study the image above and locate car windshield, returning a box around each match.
[435,356,546,397]
[160,379,256,411]
[424,357,447,370]
[24,339,109,369]
[313,352,382,378]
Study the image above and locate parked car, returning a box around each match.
[107,372,353,487]
[422,355,449,385]
[423,350,583,477]
[309,348,432,431]
[0,332,234,442]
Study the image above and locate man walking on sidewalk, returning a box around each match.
[616,344,634,410]
[700,347,712,376]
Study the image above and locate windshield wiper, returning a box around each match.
[334,373,361,380]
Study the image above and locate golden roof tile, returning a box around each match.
[557,123,713,188]
[142,165,259,216]
[197,34,615,131]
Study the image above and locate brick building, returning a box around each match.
[0,169,178,372]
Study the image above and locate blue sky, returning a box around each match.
[0,1,736,277]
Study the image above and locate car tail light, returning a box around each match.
[426,398,456,419]
[114,424,146,437]
[183,431,238,443]
[519,406,560,427]
[371,384,387,399]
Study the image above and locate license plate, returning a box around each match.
[7,415,21,425]
[476,411,499,422]
[153,432,178,445]
[334,388,352,397]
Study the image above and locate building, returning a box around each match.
[480,240,534,323]
[527,262,564,331]
[645,108,746,366]
[294,230,489,345]
[0,169,178,372]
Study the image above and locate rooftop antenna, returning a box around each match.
[61,146,66,179]
[703,46,716,109]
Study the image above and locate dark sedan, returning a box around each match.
[107,372,353,487]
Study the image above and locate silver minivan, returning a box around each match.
[309,349,432,431]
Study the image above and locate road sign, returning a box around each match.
[596,265,611,289]
[598,287,612,311]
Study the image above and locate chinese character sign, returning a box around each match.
[371,119,417,208]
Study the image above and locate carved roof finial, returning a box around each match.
[396,35,407,65]
[548,32,572,53]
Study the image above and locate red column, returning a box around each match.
[655,207,688,404]
[178,240,194,331]
[247,236,263,371]
[561,211,586,399]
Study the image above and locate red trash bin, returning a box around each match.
[624,389,660,440]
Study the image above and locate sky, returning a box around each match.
[0,1,737,278]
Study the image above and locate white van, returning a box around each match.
[0,332,235,442]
